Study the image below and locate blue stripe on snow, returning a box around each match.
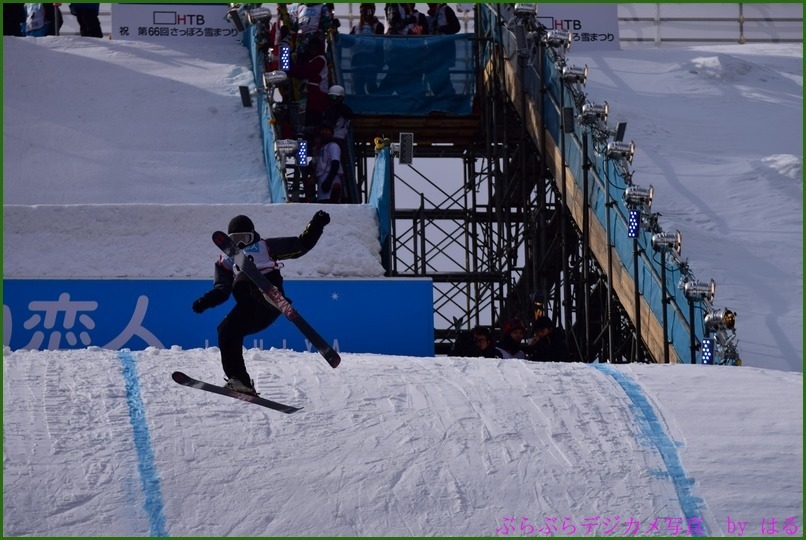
[593,363,708,537]
[118,349,168,537]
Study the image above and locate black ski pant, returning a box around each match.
[217,281,281,385]
[74,11,103,37]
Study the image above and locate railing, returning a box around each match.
[618,3,803,46]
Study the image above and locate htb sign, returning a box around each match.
[536,3,620,51]
[111,3,241,43]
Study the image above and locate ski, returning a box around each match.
[172,371,301,414]
[212,230,341,369]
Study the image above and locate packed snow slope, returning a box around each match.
[3,347,802,537]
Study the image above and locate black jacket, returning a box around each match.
[528,327,569,362]
[194,213,327,312]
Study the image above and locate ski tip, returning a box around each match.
[171,371,189,383]
[212,230,227,242]
[329,355,341,369]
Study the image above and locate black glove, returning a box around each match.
[311,210,331,228]
[301,210,330,250]
[192,297,209,314]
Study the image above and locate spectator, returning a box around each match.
[497,318,527,359]
[471,326,504,358]
[449,325,502,358]
[424,2,459,96]
[291,3,332,61]
[3,3,26,36]
[325,3,341,32]
[527,316,569,362]
[378,4,428,95]
[287,40,330,130]
[23,3,47,36]
[43,4,64,36]
[190,211,331,395]
[349,3,385,95]
[69,3,103,38]
[322,85,353,140]
[23,4,63,37]
[426,2,460,35]
[267,4,292,70]
[405,3,429,35]
[529,291,546,322]
[384,3,417,36]
[305,122,345,204]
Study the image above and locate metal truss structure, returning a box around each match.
[352,70,646,361]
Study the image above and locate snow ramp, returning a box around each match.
[3,347,801,536]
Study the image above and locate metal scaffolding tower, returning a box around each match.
[351,39,645,361]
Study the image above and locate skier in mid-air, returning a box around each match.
[191,210,331,395]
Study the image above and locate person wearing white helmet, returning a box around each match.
[323,85,353,140]
[304,121,345,204]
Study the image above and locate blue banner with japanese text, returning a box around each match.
[3,278,434,356]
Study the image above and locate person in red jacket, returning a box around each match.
[287,41,330,130]
[497,318,528,359]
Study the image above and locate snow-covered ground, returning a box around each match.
[2,12,803,538]
[3,347,802,537]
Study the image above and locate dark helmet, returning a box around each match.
[503,318,526,335]
[228,215,260,247]
[533,316,554,331]
[228,215,255,234]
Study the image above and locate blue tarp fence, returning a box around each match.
[333,33,476,116]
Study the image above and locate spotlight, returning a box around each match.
[514,3,538,17]
[226,5,246,32]
[684,279,716,303]
[627,210,640,238]
[580,101,608,124]
[246,7,272,26]
[561,65,588,85]
[542,29,572,49]
[263,70,288,89]
[279,44,291,71]
[275,139,299,155]
[651,230,682,257]
[624,184,653,210]
[705,308,736,332]
[606,140,636,163]
[701,338,714,364]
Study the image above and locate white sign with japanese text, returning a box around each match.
[111,3,241,44]
[535,3,620,51]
